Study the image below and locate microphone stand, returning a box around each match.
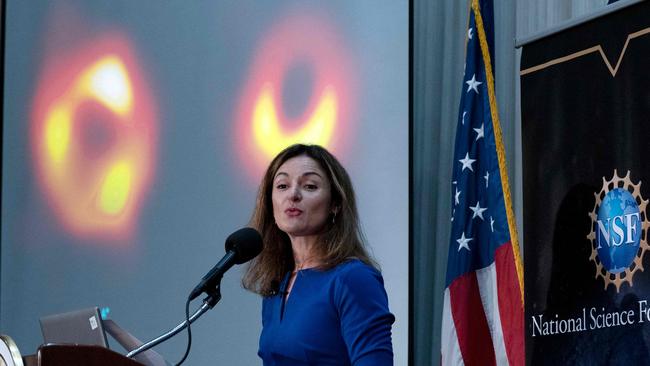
[126,285,222,359]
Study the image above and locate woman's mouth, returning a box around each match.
[285,208,303,216]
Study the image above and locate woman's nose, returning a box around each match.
[289,186,302,201]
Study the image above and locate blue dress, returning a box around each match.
[258,259,395,365]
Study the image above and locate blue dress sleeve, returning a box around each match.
[334,263,395,365]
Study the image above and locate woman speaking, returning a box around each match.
[243,144,394,365]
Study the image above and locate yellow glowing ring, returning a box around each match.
[31,34,157,241]
[235,12,358,179]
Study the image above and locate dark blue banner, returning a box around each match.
[521,1,650,364]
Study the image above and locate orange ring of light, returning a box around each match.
[234,12,357,180]
[30,33,157,242]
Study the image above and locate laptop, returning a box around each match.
[39,307,109,347]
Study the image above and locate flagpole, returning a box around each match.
[470,0,524,302]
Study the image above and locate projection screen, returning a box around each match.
[1,1,408,364]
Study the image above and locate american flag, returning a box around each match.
[441,1,524,365]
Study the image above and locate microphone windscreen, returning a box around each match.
[225,227,263,264]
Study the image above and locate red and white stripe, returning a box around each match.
[441,242,524,366]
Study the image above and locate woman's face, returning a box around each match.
[271,155,333,239]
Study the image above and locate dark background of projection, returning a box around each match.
[1,1,408,364]
[521,2,650,364]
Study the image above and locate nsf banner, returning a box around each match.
[520,1,650,364]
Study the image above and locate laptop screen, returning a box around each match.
[39,307,109,348]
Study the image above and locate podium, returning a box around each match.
[24,344,145,366]
[1,317,167,366]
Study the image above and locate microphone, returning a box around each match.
[188,227,262,301]
[127,228,262,360]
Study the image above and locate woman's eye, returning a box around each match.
[276,183,288,190]
[304,184,318,190]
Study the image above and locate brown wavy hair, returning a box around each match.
[243,144,376,296]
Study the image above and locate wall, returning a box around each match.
[412,0,614,364]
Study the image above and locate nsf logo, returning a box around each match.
[587,170,650,292]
